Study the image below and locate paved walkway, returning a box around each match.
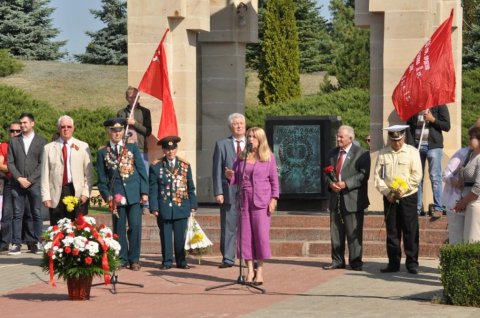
[1,249,479,317]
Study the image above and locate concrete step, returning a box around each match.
[93,212,448,258]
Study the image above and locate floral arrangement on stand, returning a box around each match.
[184,216,213,264]
[62,196,79,213]
[323,165,343,224]
[40,214,121,287]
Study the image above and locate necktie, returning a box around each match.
[336,150,345,180]
[62,141,68,186]
[236,140,241,155]
[169,161,174,171]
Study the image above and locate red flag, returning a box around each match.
[138,28,178,139]
[392,9,455,121]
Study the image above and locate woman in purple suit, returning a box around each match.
[226,127,279,285]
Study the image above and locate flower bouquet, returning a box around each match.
[323,165,343,224]
[184,216,213,264]
[384,176,408,221]
[40,215,121,289]
[62,195,79,213]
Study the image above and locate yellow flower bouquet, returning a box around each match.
[185,216,212,264]
[62,196,79,213]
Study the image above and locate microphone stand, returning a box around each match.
[206,144,265,293]
[92,130,144,294]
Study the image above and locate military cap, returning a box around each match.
[384,124,409,140]
[158,135,181,149]
[104,118,127,132]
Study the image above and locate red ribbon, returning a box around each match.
[48,232,64,287]
[95,231,111,285]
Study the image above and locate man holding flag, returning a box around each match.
[392,9,456,219]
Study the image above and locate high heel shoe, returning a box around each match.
[253,281,263,286]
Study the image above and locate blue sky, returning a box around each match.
[50,0,331,56]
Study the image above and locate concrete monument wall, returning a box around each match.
[355,0,463,211]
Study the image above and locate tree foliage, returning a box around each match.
[75,0,127,65]
[258,0,301,105]
[328,0,370,89]
[461,68,480,146]
[0,49,24,77]
[463,4,480,70]
[0,0,66,60]
[247,0,331,73]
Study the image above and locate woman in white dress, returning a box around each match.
[454,126,480,242]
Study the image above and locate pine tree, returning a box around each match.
[75,0,127,65]
[328,0,370,89]
[258,0,301,105]
[0,0,66,60]
[463,5,480,70]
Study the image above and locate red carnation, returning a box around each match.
[323,165,334,174]
[64,246,72,254]
[113,234,119,239]
[73,248,80,256]
[85,257,93,265]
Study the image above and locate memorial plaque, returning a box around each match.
[266,116,341,201]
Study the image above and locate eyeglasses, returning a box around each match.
[60,125,73,129]
[9,129,21,133]
[365,139,371,142]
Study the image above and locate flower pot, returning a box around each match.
[67,276,93,300]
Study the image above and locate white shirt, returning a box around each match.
[232,137,246,152]
[22,131,35,155]
[109,140,125,154]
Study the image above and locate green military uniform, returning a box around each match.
[149,156,197,268]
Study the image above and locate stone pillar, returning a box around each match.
[355,0,463,211]
[128,0,210,176]
[196,1,258,201]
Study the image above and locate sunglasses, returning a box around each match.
[9,129,21,133]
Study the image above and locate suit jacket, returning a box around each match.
[40,137,94,208]
[212,136,238,204]
[7,133,47,186]
[149,156,198,220]
[97,143,148,205]
[325,144,370,213]
[230,155,280,209]
[117,104,152,153]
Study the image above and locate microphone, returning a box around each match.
[246,143,253,152]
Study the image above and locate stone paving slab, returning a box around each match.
[1,253,479,318]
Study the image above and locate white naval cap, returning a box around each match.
[383,125,409,140]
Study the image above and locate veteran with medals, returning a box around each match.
[149,136,198,269]
[97,118,148,271]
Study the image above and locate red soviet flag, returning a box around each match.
[392,9,455,121]
[138,28,178,139]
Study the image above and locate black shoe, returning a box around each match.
[218,263,233,268]
[322,263,345,270]
[380,266,400,273]
[177,265,191,269]
[160,264,172,270]
[407,268,419,274]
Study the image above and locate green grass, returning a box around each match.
[0,61,325,111]
[0,60,127,111]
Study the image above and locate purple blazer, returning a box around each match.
[230,155,280,209]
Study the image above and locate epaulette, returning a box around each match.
[151,158,162,165]
[177,156,190,165]
[98,145,106,151]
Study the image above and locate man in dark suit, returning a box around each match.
[7,113,47,255]
[97,118,148,270]
[212,113,246,268]
[323,125,370,271]
[149,136,198,269]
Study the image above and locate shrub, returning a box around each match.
[0,49,24,77]
[246,87,370,148]
[439,243,480,306]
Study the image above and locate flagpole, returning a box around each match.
[123,92,141,145]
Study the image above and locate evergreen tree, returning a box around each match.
[294,0,331,73]
[328,0,370,89]
[0,0,66,60]
[75,0,127,65]
[258,0,301,105]
[463,2,480,69]
[247,0,331,73]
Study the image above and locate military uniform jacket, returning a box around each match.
[149,156,198,220]
[97,143,148,205]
